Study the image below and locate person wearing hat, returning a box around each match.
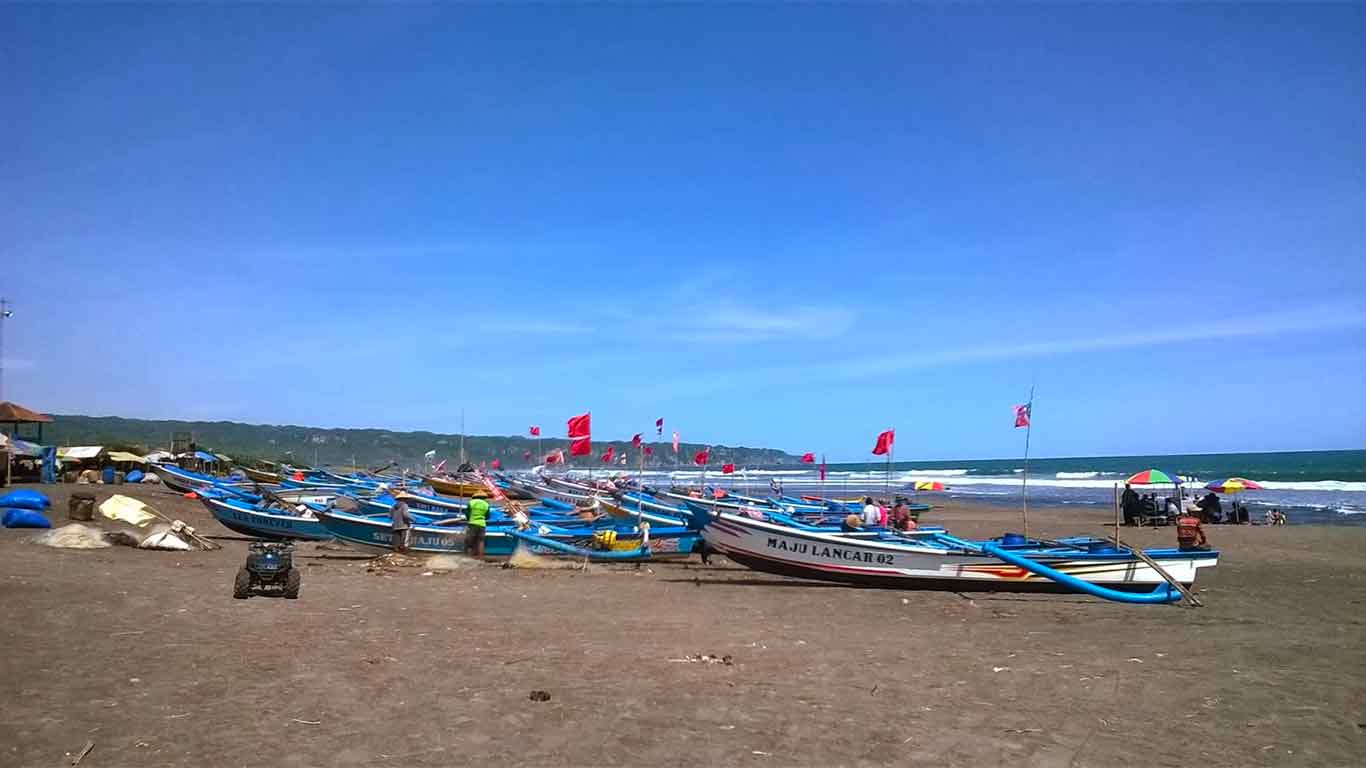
[465,491,490,558]
[387,486,413,553]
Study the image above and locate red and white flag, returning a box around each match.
[433,459,447,473]
[631,433,642,447]
[528,425,541,437]
[693,448,710,466]
[601,446,615,463]
[1014,403,1032,429]
[643,446,654,456]
[872,429,895,456]
[655,418,664,435]
[801,452,815,463]
[672,431,680,453]
[721,463,735,475]
[545,449,565,464]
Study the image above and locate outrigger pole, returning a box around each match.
[1021,386,1035,539]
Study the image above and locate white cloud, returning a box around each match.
[477,320,593,336]
[667,304,855,344]
[835,302,1366,377]
[0,357,35,370]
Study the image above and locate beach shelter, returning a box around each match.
[1204,477,1262,494]
[1124,469,1181,486]
[0,401,52,442]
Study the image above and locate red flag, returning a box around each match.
[644,446,653,456]
[529,425,541,437]
[1014,403,1032,429]
[872,429,895,456]
[491,458,501,470]
[545,449,564,464]
[567,413,591,438]
[672,431,680,453]
[631,433,642,447]
[655,418,664,435]
[570,437,592,456]
[801,452,815,463]
[721,463,735,474]
[819,455,826,481]
[694,448,710,466]
[601,446,615,463]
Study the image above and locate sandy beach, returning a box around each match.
[1,484,1362,767]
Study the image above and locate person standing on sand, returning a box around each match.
[1176,510,1211,551]
[1121,483,1140,526]
[389,491,413,553]
[465,492,490,558]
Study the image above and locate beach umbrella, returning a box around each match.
[914,481,946,491]
[1124,469,1181,485]
[1204,477,1263,494]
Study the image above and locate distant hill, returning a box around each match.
[44,415,800,470]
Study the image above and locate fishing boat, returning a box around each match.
[685,507,1217,603]
[424,475,488,497]
[197,489,333,540]
[314,507,698,559]
[154,463,251,494]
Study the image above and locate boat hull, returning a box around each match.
[200,496,332,541]
[698,511,1217,593]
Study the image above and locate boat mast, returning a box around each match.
[1020,385,1035,539]
[459,409,466,466]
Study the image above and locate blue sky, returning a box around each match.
[3,5,1364,460]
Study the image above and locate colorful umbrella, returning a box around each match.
[1125,469,1181,485]
[1204,477,1263,494]
[914,481,946,491]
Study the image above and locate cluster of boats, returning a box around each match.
[153,462,1219,605]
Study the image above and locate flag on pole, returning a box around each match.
[672,431,680,453]
[567,413,591,438]
[655,418,664,435]
[424,449,436,460]
[529,425,541,436]
[872,429,895,456]
[491,458,501,470]
[522,451,531,461]
[601,446,615,463]
[819,455,827,481]
[643,446,653,456]
[631,433,642,447]
[721,463,735,474]
[693,448,710,466]
[545,450,564,464]
[801,452,815,463]
[570,437,592,456]
[1014,403,1032,428]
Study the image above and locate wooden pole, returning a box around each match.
[1116,537,1204,607]
[1113,483,1121,547]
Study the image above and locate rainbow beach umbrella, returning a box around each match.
[1125,469,1181,486]
[914,481,946,492]
[1204,477,1263,494]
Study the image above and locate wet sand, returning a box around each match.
[1,484,1362,767]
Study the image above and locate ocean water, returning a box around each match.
[582,450,1366,526]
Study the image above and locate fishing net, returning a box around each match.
[31,523,112,549]
[505,542,587,570]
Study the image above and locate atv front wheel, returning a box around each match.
[284,568,301,599]
[233,567,252,599]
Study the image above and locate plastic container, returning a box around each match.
[101,467,115,485]
[69,492,96,521]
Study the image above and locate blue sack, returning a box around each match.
[125,470,145,484]
[2,508,52,529]
[0,489,52,510]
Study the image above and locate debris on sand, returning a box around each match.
[528,690,551,702]
[424,554,471,571]
[504,545,588,571]
[667,654,734,665]
[365,553,427,570]
[32,524,112,549]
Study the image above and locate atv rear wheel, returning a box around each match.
[284,568,301,599]
[233,567,252,599]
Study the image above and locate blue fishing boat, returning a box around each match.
[197,489,333,541]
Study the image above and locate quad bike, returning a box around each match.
[233,541,301,599]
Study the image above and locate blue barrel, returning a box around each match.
[102,466,115,484]
[1001,532,1028,546]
